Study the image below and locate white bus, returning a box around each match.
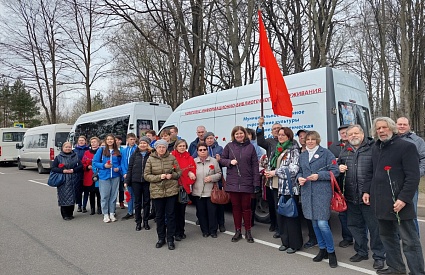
[161,67,372,222]
[68,102,173,145]
[0,127,27,164]
[16,124,72,173]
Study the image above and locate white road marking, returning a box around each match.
[186,219,376,274]
[28,180,48,186]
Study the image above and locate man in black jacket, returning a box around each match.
[363,117,424,275]
[338,125,385,270]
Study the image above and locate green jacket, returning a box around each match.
[144,151,181,199]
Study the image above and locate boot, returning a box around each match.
[245,230,254,243]
[328,252,338,268]
[90,208,95,215]
[231,230,242,242]
[143,222,150,230]
[313,249,328,262]
[82,207,87,213]
[136,223,142,231]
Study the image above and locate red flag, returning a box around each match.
[258,10,292,117]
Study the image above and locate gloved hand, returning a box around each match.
[254,186,261,194]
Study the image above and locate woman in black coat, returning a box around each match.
[51,142,83,220]
[125,137,152,231]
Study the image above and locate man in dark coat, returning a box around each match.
[329,124,354,248]
[363,117,424,275]
[338,125,385,270]
[256,117,281,238]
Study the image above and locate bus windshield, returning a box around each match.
[338,101,371,138]
[2,132,25,142]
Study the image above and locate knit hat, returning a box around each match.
[154,139,168,149]
[139,136,151,144]
[204,132,215,139]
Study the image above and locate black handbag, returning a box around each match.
[178,186,190,204]
[277,169,298,218]
[92,168,99,183]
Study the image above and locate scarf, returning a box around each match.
[307,145,319,161]
[270,140,292,169]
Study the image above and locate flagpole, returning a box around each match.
[260,66,264,117]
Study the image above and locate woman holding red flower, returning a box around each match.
[92,134,122,223]
[192,142,222,238]
[51,142,83,220]
[171,139,196,240]
[297,130,339,268]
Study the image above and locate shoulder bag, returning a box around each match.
[211,175,230,205]
[178,186,190,204]
[330,171,347,212]
[277,169,298,217]
[47,171,65,187]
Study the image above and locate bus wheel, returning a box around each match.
[37,162,47,174]
[18,159,24,170]
[254,192,270,224]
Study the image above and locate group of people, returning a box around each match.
[50,116,424,274]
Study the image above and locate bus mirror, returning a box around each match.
[16,142,23,149]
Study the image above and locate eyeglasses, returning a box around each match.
[198,148,207,151]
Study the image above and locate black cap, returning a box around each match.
[296,129,307,136]
[338,124,350,131]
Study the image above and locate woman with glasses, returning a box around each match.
[192,142,222,238]
[265,127,302,254]
[297,131,339,268]
[219,126,261,243]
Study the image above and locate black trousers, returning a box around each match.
[133,182,150,224]
[277,195,303,250]
[267,187,278,229]
[60,205,75,218]
[89,187,101,211]
[119,178,124,203]
[153,195,177,242]
[192,196,217,235]
[175,201,187,236]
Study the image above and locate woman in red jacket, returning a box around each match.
[171,139,196,241]
[81,137,101,215]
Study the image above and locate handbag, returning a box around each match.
[47,171,65,187]
[178,186,190,204]
[210,176,230,204]
[277,169,298,217]
[330,171,347,212]
[92,169,99,183]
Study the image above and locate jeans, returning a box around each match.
[153,195,177,242]
[338,210,353,241]
[126,185,134,215]
[229,192,252,231]
[347,202,385,260]
[99,177,120,215]
[312,219,335,253]
[413,190,419,236]
[378,219,424,274]
[133,182,150,224]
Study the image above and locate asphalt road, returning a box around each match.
[1,165,424,275]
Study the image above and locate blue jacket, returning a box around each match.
[120,144,138,176]
[92,147,122,180]
[73,145,89,161]
[191,140,223,158]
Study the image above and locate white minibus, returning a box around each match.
[16,124,72,173]
[0,127,27,164]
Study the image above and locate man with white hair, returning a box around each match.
[363,117,424,275]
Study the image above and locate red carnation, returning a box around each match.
[222,137,226,141]
[215,136,218,139]
[125,190,131,202]
[384,166,391,171]
[209,165,215,170]
[106,160,111,165]
[332,160,337,165]
[339,143,345,147]
[277,147,283,152]
[58,163,65,168]
[173,165,177,169]
[347,147,353,152]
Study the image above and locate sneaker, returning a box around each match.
[273,232,280,238]
[339,239,353,248]
[119,202,125,209]
[110,213,117,222]
[103,215,111,223]
[303,239,318,249]
[77,206,82,212]
[349,253,369,262]
[373,259,385,270]
[286,248,297,254]
[121,213,134,220]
